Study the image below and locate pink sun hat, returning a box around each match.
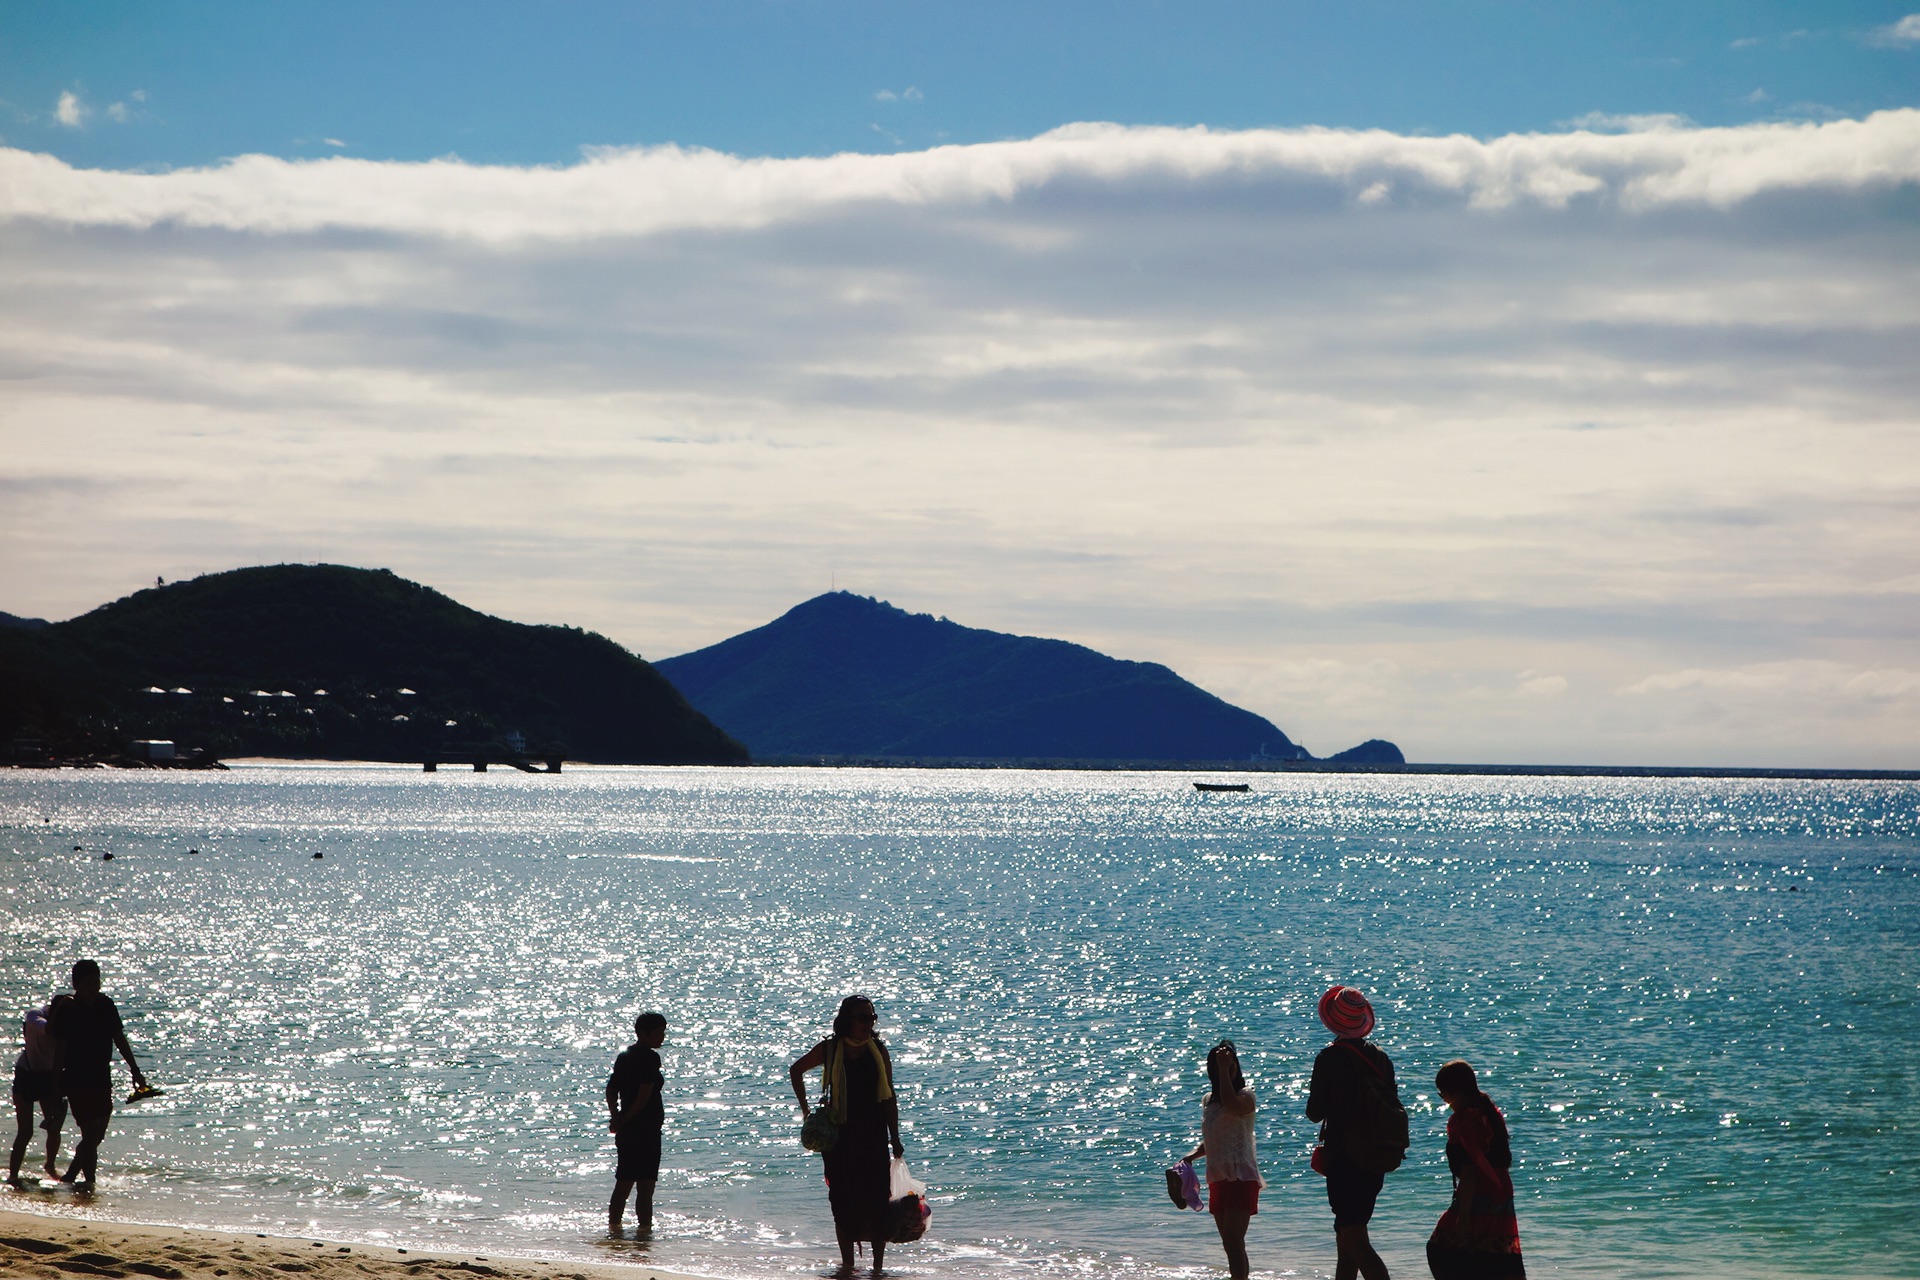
[1318,985,1376,1039]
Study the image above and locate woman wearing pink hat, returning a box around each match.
[1306,985,1405,1280]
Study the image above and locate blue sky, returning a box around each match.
[3,5,1918,765]
[6,1,1918,167]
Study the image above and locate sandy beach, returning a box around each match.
[0,1209,701,1280]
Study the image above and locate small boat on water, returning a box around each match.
[1193,781,1251,793]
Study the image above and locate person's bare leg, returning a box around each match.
[7,1100,29,1187]
[609,1177,634,1233]
[834,1227,857,1277]
[870,1238,886,1275]
[632,1180,655,1239]
[41,1118,62,1180]
[1336,1224,1389,1280]
[63,1119,103,1185]
[61,1089,109,1187]
[1214,1209,1251,1280]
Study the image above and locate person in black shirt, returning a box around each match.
[46,959,148,1188]
[1306,985,1393,1280]
[605,1012,667,1236]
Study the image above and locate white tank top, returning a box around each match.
[1202,1087,1264,1186]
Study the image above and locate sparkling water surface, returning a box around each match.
[1,765,1915,1280]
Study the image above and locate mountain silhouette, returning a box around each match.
[0,565,746,764]
[655,592,1318,763]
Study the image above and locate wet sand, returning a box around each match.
[0,1209,701,1280]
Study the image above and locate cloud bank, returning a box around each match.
[5,110,1919,240]
[2,116,1916,764]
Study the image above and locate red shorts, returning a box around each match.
[1210,1179,1260,1216]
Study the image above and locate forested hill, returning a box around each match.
[655,591,1333,764]
[0,565,747,764]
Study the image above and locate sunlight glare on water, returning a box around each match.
[1,765,1916,1279]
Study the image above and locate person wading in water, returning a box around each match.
[789,995,903,1277]
[1182,1039,1263,1280]
[1426,1059,1526,1279]
[48,960,148,1189]
[1307,984,1406,1280]
[606,1012,668,1237]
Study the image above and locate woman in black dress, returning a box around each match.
[789,995,903,1276]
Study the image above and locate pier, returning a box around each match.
[424,744,563,773]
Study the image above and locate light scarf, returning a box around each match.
[827,1035,894,1124]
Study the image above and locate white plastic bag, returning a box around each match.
[888,1156,931,1242]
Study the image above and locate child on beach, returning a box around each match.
[605,1012,667,1236]
[1182,1039,1263,1280]
[8,1002,67,1187]
[47,959,149,1188]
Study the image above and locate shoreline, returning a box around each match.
[4,757,1915,780]
[0,1207,708,1280]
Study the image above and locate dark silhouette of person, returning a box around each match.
[1307,985,1393,1280]
[9,1000,67,1187]
[789,995,903,1277]
[606,1012,667,1236]
[1181,1039,1263,1280]
[47,960,148,1188]
[1427,1060,1526,1279]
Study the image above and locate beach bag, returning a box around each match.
[1162,1160,1203,1209]
[801,1106,839,1153]
[802,1043,840,1153]
[887,1156,932,1243]
[1340,1041,1410,1173]
[1167,1159,1198,1212]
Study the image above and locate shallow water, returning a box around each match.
[1,765,1915,1279]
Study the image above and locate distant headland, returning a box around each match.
[0,565,745,767]
[655,591,1400,766]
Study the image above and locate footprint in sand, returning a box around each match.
[1,1236,73,1255]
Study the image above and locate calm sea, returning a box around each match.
[1,765,1915,1280]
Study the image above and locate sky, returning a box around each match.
[2,3,1918,766]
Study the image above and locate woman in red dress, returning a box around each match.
[1426,1060,1525,1279]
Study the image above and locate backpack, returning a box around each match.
[1337,1041,1410,1173]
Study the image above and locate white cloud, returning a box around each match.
[874,86,923,103]
[3,111,1917,242]
[1621,662,1920,702]
[1871,14,1920,44]
[1565,110,1693,132]
[106,102,129,123]
[323,138,347,148]
[54,91,83,127]
[1614,662,1920,756]
[1,115,1916,764]
[1516,671,1569,698]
